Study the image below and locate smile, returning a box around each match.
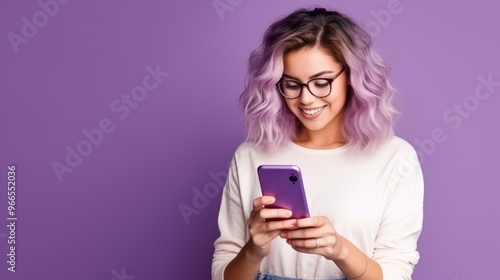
[301,107,324,116]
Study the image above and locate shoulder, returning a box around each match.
[357,136,420,172]
[376,135,418,157]
[232,141,285,160]
[230,141,299,171]
[232,141,260,157]
[228,141,263,168]
[377,136,423,183]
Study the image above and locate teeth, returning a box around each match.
[302,108,322,115]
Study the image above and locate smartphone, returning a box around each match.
[257,165,310,220]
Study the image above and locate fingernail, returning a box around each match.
[284,210,292,217]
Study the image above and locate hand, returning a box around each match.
[279,216,347,261]
[246,196,298,260]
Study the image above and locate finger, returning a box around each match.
[287,236,336,249]
[280,226,334,239]
[260,219,298,232]
[248,198,283,226]
[251,229,282,247]
[288,245,318,255]
[259,208,293,220]
[286,237,317,248]
[248,213,297,233]
[253,196,276,209]
[250,220,297,246]
[294,216,328,228]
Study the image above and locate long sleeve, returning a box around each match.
[211,156,248,280]
[372,147,424,280]
[211,138,424,279]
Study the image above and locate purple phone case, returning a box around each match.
[257,165,310,220]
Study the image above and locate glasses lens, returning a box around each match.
[308,79,331,97]
[279,80,301,98]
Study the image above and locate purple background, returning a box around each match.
[1,0,499,279]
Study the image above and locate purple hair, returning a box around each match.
[240,8,400,152]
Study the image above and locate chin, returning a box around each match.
[299,120,332,132]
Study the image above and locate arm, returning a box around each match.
[223,242,263,280]
[331,146,424,280]
[372,147,424,279]
[223,196,298,280]
[211,155,250,280]
[281,146,424,280]
[334,237,382,279]
[280,216,383,279]
[212,157,298,280]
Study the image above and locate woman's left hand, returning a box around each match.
[279,216,347,261]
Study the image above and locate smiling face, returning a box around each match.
[282,46,348,144]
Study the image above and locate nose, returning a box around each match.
[299,86,316,104]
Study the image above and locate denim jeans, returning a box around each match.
[255,272,348,280]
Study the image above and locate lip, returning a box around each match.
[300,106,325,119]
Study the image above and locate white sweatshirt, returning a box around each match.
[212,136,424,280]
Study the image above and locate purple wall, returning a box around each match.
[1,0,499,279]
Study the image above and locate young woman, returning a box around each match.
[212,7,423,280]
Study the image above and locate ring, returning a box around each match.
[315,238,320,248]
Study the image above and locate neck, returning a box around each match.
[295,116,346,150]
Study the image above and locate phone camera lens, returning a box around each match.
[289,176,298,183]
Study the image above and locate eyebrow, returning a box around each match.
[282,71,334,80]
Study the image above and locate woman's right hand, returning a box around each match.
[246,196,298,260]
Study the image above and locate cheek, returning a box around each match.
[284,99,297,111]
[331,88,348,106]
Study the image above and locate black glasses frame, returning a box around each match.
[276,67,346,99]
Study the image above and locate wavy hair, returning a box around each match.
[240,7,400,152]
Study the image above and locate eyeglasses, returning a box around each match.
[276,67,346,99]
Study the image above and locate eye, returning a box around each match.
[312,79,330,88]
[283,80,301,90]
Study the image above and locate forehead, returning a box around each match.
[283,47,340,77]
